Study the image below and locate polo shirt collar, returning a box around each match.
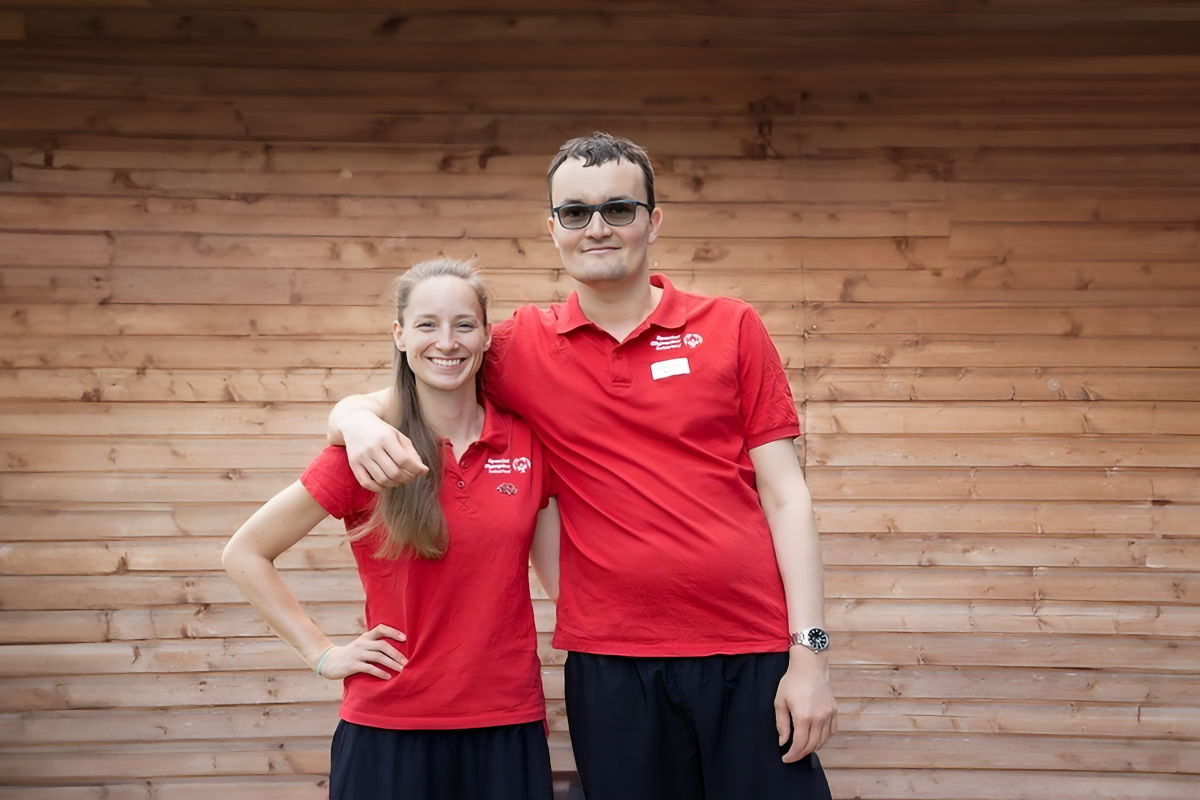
[475,396,511,452]
[555,274,688,335]
[443,396,511,455]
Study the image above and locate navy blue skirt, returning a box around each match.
[329,719,553,800]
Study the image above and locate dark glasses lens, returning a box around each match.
[599,201,638,226]
[556,204,594,228]
[553,200,649,229]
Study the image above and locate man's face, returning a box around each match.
[547,157,662,287]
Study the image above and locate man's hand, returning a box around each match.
[774,649,838,763]
[341,408,428,492]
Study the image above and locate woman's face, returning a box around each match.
[393,275,491,395]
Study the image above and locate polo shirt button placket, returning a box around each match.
[610,346,631,388]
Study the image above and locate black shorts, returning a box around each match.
[329,719,553,800]
[565,652,832,800]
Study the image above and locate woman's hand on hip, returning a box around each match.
[317,624,408,680]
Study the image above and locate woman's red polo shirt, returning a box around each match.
[300,401,549,729]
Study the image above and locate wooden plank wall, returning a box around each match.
[1,2,1198,798]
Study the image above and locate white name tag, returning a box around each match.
[651,357,691,380]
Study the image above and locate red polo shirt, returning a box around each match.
[300,401,548,729]
[485,274,799,657]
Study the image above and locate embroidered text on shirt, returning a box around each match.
[650,334,682,351]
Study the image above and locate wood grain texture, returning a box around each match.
[1,1,1197,797]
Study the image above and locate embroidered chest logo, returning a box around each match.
[487,455,529,486]
[650,332,697,381]
[650,334,682,351]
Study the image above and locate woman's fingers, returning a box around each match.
[369,624,406,642]
[318,625,409,680]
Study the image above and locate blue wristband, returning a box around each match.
[315,646,335,677]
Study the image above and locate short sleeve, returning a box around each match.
[482,316,518,413]
[299,445,377,522]
[736,306,801,449]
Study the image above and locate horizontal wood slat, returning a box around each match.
[0,568,1195,609]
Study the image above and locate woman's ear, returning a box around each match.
[483,321,494,351]
[392,319,405,351]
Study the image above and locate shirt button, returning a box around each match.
[460,461,469,468]
[456,480,466,489]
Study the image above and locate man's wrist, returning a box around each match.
[789,626,830,653]
[341,406,385,437]
[787,645,830,673]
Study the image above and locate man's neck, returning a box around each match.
[576,275,664,343]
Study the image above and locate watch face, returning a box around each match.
[806,628,829,652]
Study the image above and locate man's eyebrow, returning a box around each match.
[556,195,635,204]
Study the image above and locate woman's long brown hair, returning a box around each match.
[351,258,488,560]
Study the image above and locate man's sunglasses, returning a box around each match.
[551,200,653,230]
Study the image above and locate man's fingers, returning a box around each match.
[781,715,815,763]
[362,449,423,488]
[382,439,429,477]
[350,461,386,493]
[782,706,837,762]
[817,717,834,751]
[365,454,404,487]
[773,702,790,746]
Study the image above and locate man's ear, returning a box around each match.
[647,205,663,245]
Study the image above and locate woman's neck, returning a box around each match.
[416,384,485,459]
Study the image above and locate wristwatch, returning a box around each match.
[789,627,830,653]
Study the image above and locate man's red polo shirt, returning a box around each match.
[486,274,800,657]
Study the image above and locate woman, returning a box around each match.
[222,259,559,800]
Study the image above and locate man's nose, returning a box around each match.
[583,208,612,236]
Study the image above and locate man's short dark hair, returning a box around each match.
[547,131,656,209]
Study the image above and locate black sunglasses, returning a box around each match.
[551,200,653,230]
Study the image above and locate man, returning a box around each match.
[328,132,836,799]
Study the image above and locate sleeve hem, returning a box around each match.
[746,425,801,451]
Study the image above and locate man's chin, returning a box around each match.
[566,264,630,285]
